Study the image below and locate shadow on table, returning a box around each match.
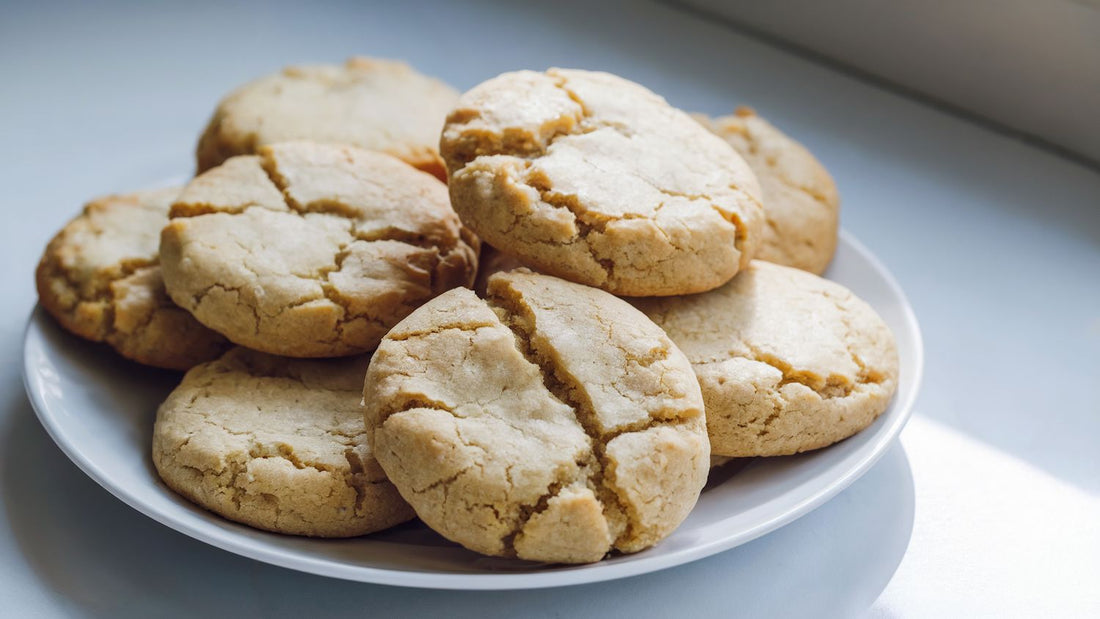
[2,383,915,619]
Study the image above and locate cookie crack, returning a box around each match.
[529,188,614,280]
[412,465,475,496]
[190,281,264,337]
[309,239,406,341]
[40,249,161,342]
[655,187,710,202]
[385,320,499,342]
[500,481,565,557]
[721,345,855,400]
[546,72,640,144]
[165,377,386,529]
[380,367,561,444]
[691,342,857,401]
[353,226,455,251]
[386,394,456,417]
[212,158,463,342]
[208,150,462,272]
[756,398,785,437]
[104,271,166,341]
[224,455,249,511]
[483,294,638,552]
[530,157,736,274]
[819,290,889,387]
[452,72,757,276]
[183,208,461,348]
[258,151,455,249]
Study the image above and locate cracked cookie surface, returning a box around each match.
[363,269,709,563]
[197,57,458,181]
[695,108,839,275]
[160,142,479,357]
[152,347,414,537]
[441,68,764,296]
[36,188,230,370]
[633,261,898,457]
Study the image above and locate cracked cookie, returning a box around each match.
[363,269,710,563]
[160,141,479,358]
[36,188,230,370]
[152,347,414,537]
[632,261,898,457]
[694,108,839,275]
[441,68,765,297]
[196,57,458,181]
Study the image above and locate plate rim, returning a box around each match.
[21,228,923,590]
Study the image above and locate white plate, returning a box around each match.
[22,230,922,590]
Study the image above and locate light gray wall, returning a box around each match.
[680,0,1100,165]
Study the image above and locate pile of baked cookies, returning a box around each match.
[36,58,898,565]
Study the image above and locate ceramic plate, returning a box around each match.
[23,230,921,590]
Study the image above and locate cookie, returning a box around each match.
[152,347,414,537]
[694,108,839,274]
[160,142,479,358]
[363,270,710,563]
[196,57,458,181]
[632,261,898,457]
[35,188,230,370]
[441,68,764,297]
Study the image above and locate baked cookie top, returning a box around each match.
[695,108,839,275]
[152,347,414,537]
[160,142,479,358]
[633,261,898,457]
[363,270,709,563]
[35,188,230,370]
[196,57,458,181]
[441,68,764,296]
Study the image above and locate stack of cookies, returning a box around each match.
[36,58,898,565]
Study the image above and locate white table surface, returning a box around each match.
[1,1,1097,616]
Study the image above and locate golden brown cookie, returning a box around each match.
[695,108,839,274]
[36,189,230,370]
[152,347,414,537]
[441,68,764,296]
[633,261,898,457]
[160,142,479,358]
[197,57,458,181]
[363,270,710,563]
